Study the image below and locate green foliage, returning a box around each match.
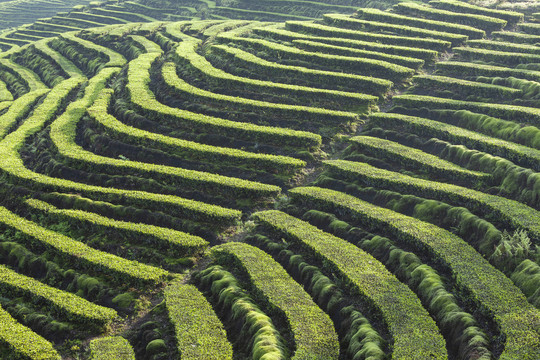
[313,176,505,257]
[0,79,13,102]
[286,19,449,53]
[201,20,261,38]
[0,264,117,328]
[0,69,241,225]
[480,76,540,102]
[359,235,491,360]
[422,137,540,210]
[177,33,381,109]
[0,241,115,303]
[0,304,60,360]
[252,210,447,360]
[0,9,538,359]
[432,109,540,149]
[492,31,540,44]
[39,192,216,240]
[324,13,466,46]
[48,37,108,77]
[49,79,282,201]
[413,74,521,100]
[59,33,125,69]
[356,8,485,39]
[260,23,439,62]
[30,21,80,34]
[164,280,232,360]
[288,186,540,359]
[34,40,84,78]
[145,339,167,356]
[0,89,47,140]
[26,198,208,257]
[0,58,47,93]
[324,159,540,240]
[394,2,507,32]
[375,110,540,172]
[127,52,321,148]
[511,260,540,308]
[0,298,73,339]
[218,33,416,83]
[211,6,314,21]
[249,233,386,360]
[455,46,540,66]
[210,44,393,95]
[49,16,104,29]
[291,39,425,69]
[0,206,168,285]
[349,135,489,183]
[111,293,135,309]
[212,242,339,360]
[428,0,523,25]
[0,68,27,99]
[193,266,285,360]
[89,336,135,360]
[436,61,540,83]
[395,94,540,127]
[90,8,156,23]
[10,45,68,87]
[88,89,303,173]
[65,11,128,25]
[466,39,540,54]
[490,229,536,273]
[163,60,367,125]
[519,22,540,36]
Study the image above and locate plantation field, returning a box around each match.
[0,0,401,50]
[0,0,539,359]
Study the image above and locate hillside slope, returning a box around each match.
[0,2,539,360]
